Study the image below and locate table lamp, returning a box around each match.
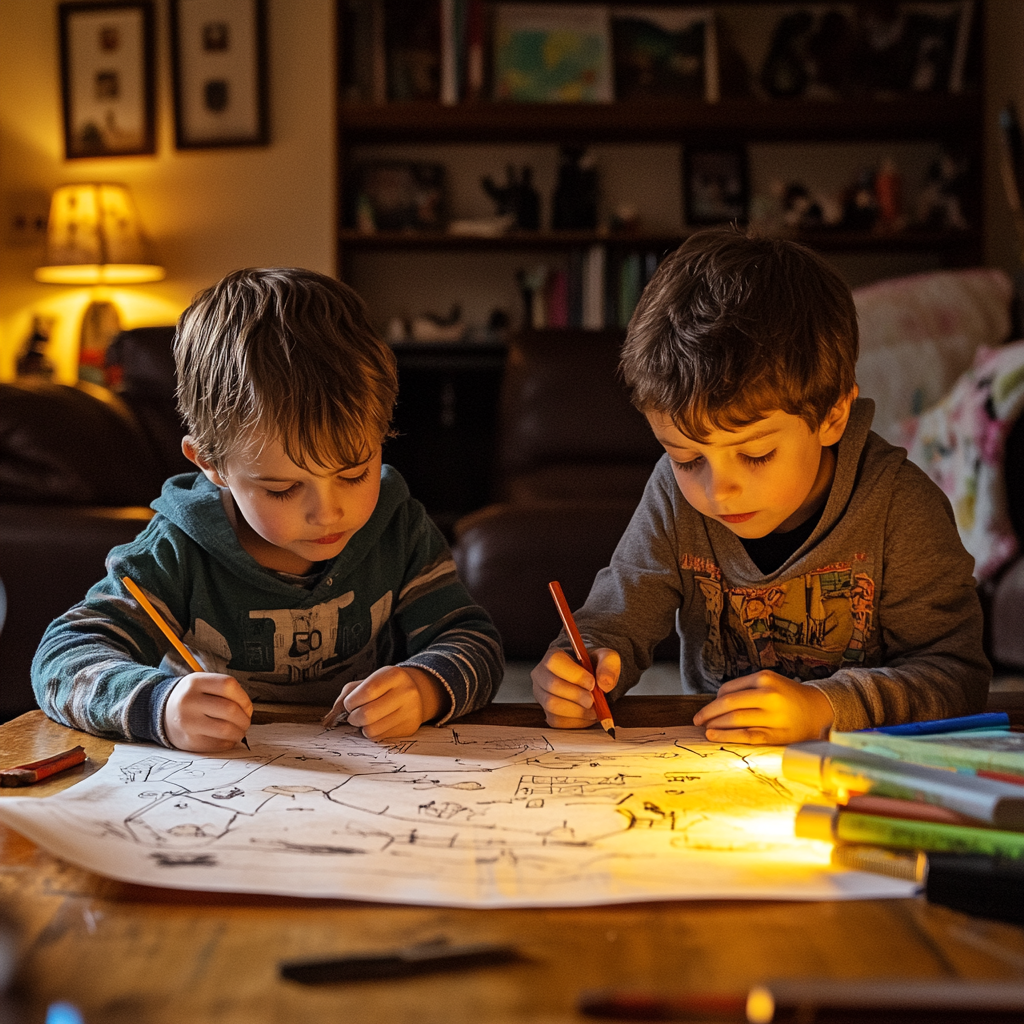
[34,182,165,384]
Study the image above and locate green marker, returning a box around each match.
[796,804,1024,859]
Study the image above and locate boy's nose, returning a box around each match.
[306,489,344,524]
[706,471,741,504]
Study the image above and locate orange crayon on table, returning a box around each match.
[121,576,251,750]
[0,746,87,787]
[547,580,616,739]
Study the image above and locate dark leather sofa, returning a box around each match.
[450,329,1024,674]
[0,327,190,722]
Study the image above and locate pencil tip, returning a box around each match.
[241,737,250,749]
[607,727,616,740]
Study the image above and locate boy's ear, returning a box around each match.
[182,436,229,487]
[818,385,859,446]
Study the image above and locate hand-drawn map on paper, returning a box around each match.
[0,724,916,906]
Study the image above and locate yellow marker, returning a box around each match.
[121,576,250,750]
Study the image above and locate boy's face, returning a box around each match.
[185,434,382,575]
[645,394,855,539]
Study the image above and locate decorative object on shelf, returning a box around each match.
[15,317,56,380]
[759,9,813,98]
[481,164,540,230]
[612,6,718,102]
[352,161,447,231]
[385,0,440,100]
[170,0,269,149]
[841,169,880,232]
[34,183,165,385]
[874,158,905,231]
[683,145,749,226]
[550,146,599,230]
[493,3,612,103]
[58,1,156,158]
[410,304,465,343]
[916,149,970,231]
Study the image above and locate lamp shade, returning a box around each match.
[34,183,165,285]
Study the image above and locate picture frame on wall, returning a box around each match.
[683,145,749,226]
[170,0,269,149]
[59,1,156,159]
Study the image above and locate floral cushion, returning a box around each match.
[900,340,1024,581]
[854,269,1013,444]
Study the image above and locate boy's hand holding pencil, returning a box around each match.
[531,646,620,730]
[164,673,254,752]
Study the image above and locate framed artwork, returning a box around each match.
[59,1,156,159]
[170,0,269,149]
[493,3,612,103]
[683,145,749,226]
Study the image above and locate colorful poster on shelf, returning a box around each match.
[493,3,613,103]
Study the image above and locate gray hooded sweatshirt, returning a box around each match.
[562,399,990,731]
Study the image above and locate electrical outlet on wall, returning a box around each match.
[4,190,50,247]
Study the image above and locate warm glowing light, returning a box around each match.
[33,183,164,285]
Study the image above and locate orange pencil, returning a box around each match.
[121,576,250,750]
[548,580,616,739]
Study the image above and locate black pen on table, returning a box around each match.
[121,576,251,749]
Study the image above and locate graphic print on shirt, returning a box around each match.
[681,554,875,682]
[186,590,394,686]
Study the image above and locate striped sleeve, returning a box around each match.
[391,512,504,723]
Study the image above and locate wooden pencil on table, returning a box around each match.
[547,580,616,739]
[121,575,251,750]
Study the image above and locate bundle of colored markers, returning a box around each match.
[783,712,1024,924]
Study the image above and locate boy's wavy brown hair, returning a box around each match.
[174,267,398,470]
[620,227,858,439]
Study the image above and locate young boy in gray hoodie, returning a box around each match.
[532,228,989,744]
[33,268,503,751]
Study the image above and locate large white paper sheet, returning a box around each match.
[0,723,917,906]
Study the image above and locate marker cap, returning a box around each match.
[794,803,836,842]
[781,744,826,788]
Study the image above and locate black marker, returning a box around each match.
[280,941,519,984]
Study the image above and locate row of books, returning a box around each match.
[518,246,661,332]
[340,1,977,107]
[784,715,1024,924]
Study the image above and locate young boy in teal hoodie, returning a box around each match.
[33,268,503,750]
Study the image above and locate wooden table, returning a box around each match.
[2,696,1024,1024]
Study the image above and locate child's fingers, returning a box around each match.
[704,725,779,745]
[535,687,598,722]
[532,669,595,708]
[591,648,621,692]
[358,705,418,741]
[322,680,361,727]
[542,649,597,689]
[693,688,781,726]
[192,674,254,718]
[543,710,601,730]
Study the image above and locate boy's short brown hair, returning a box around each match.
[174,267,398,470]
[620,227,858,439]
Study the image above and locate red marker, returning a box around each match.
[547,581,616,739]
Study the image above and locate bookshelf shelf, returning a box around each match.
[338,226,979,255]
[338,94,979,145]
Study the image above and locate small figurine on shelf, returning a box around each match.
[759,10,814,98]
[874,158,905,232]
[16,316,55,378]
[410,304,465,343]
[916,150,970,230]
[481,164,540,231]
[550,146,599,230]
[841,169,879,231]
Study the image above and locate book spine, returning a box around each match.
[370,0,387,103]
[704,13,720,103]
[440,0,457,105]
[582,244,606,330]
[465,0,485,101]
[545,268,569,329]
[948,0,974,95]
[618,251,642,328]
[568,248,584,328]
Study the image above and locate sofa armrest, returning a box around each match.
[0,504,153,722]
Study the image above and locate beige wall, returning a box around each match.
[0,0,336,381]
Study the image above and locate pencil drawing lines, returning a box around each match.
[515,775,636,798]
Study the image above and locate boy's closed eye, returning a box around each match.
[673,450,777,472]
[264,465,372,499]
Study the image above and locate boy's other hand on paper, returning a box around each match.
[531,647,620,728]
[322,665,444,740]
[692,671,834,745]
[164,673,253,751]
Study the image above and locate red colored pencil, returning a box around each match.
[548,581,616,739]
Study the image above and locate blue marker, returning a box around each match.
[866,712,1011,736]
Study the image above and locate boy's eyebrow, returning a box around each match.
[665,427,780,450]
[252,457,373,482]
